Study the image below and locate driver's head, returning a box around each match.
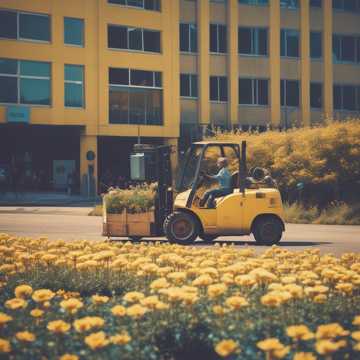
[217,157,228,169]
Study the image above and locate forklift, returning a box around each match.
[123,140,285,245]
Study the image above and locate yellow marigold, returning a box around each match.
[91,294,109,305]
[352,331,360,342]
[30,308,44,318]
[260,291,289,308]
[192,274,213,287]
[0,313,12,326]
[5,298,27,310]
[47,320,71,334]
[353,316,360,326]
[207,283,227,299]
[110,332,131,345]
[126,304,147,318]
[59,354,79,360]
[293,352,317,360]
[16,331,36,342]
[140,295,160,310]
[257,338,290,359]
[354,342,360,351]
[150,278,170,290]
[84,331,109,350]
[335,282,353,295]
[0,338,11,353]
[73,316,105,333]
[32,289,55,303]
[286,325,314,341]
[316,323,349,339]
[0,264,16,274]
[225,296,249,310]
[14,284,33,299]
[215,339,239,357]
[313,294,327,304]
[167,272,187,284]
[315,340,346,355]
[123,291,145,303]
[213,305,228,316]
[111,305,127,317]
[234,274,256,287]
[60,298,84,314]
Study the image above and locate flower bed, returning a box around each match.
[1,234,360,359]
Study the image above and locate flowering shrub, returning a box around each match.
[1,233,360,359]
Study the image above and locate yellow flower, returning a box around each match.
[91,294,109,305]
[5,298,27,310]
[257,338,290,359]
[207,283,227,299]
[30,308,44,318]
[353,316,360,326]
[123,291,145,303]
[286,325,314,341]
[313,294,327,304]
[215,339,239,357]
[32,289,55,303]
[84,331,109,350]
[111,305,127,317]
[16,331,36,342]
[140,296,161,310]
[335,282,353,295]
[293,352,317,360]
[126,304,147,318]
[73,316,105,333]
[47,320,71,334]
[260,291,290,308]
[0,313,12,326]
[192,274,213,287]
[225,296,249,310]
[150,278,170,290]
[352,331,360,342]
[14,284,33,299]
[316,323,349,339]
[59,354,79,360]
[213,305,228,316]
[60,298,84,314]
[110,332,131,345]
[315,339,346,355]
[0,338,11,353]
[354,342,360,351]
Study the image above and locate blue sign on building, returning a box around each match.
[6,106,30,123]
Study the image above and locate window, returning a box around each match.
[210,24,227,53]
[280,0,299,9]
[281,29,299,57]
[108,0,161,11]
[310,0,322,7]
[310,83,322,108]
[0,58,51,105]
[238,27,267,56]
[333,84,360,111]
[281,79,299,107]
[210,76,228,102]
[108,25,160,53]
[109,68,163,125]
[310,32,322,59]
[238,0,268,5]
[180,74,198,98]
[333,0,360,12]
[239,78,268,105]
[64,18,84,46]
[180,23,197,53]
[0,10,50,42]
[333,34,360,63]
[65,65,84,108]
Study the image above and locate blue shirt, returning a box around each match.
[212,167,232,189]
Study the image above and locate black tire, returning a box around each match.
[129,236,142,242]
[199,234,217,243]
[164,211,199,245]
[252,216,283,245]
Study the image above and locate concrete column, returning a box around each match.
[80,134,97,196]
[300,0,310,126]
[228,0,239,128]
[269,0,281,127]
[197,0,210,125]
[323,0,333,120]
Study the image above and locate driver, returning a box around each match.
[199,157,232,208]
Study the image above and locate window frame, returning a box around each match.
[281,79,300,108]
[332,0,360,13]
[238,0,269,6]
[281,28,300,58]
[238,26,268,57]
[333,83,360,111]
[64,64,85,108]
[238,77,269,106]
[209,23,227,54]
[179,23,197,54]
[64,17,84,47]
[107,0,161,12]
[333,33,360,64]
[280,0,299,10]
[180,73,198,99]
[210,75,228,103]
[310,82,323,109]
[310,31,322,60]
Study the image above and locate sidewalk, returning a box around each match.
[0,191,100,207]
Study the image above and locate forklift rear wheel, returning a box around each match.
[253,216,283,245]
[200,234,217,243]
[164,212,199,245]
[129,236,142,242]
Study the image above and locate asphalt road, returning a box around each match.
[0,207,360,255]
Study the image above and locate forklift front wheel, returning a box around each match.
[252,216,283,245]
[164,211,199,245]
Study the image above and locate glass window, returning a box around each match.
[0,10,17,39]
[358,38,360,63]
[65,65,84,108]
[190,24,197,52]
[131,70,154,86]
[332,35,341,62]
[180,24,197,53]
[0,76,17,103]
[310,83,322,108]
[238,28,252,54]
[144,0,161,11]
[239,78,252,104]
[239,27,268,55]
[342,36,356,62]
[64,17,84,46]
[0,58,17,74]
[210,76,227,102]
[239,78,268,105]
[258,79,268,105]
[108,25,128,49]
[109,86,129,124]
[129,87,146,124]
[210,24,227,53]
[280,0,299,9]
[109,68,129,85]
[343,85,356,110]
[310,32,322,59]
[108,0,160,11]
[129,28,142,50]
[281,29,299,57]
[238,0,268,5]
[180,74,197,98]
[310,0,322,7]
[258,28,268,55]
[333,85,342,110]
[20,78,50,105]
[20,60,50,77]
[143,30,160,52]
[281,79,299,107]
[19,13,50,42]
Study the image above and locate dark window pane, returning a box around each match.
[218,25,227,53]
[190,24,197,52]
[129,87,146,124]
[108,0,126,4]
[287,30,299,57]
[180,24,189,52]
[258,28,268,55]
[357,86,360,111]
[239,78,252,104]
[258,79,268,105]
[287,80,299,107]
[143,30,160,52]
[65,65,83,82]
[333,35,341,62]
[210,77,218,101]
[0,76,17,103]
[20,61,50,77]
[210,24,218,52]
[131,69,153,86]
[0,10,17,39]
[343,86,356,110]
[0,59,17,74]
[333,0,343,9]
[310,0,322,7]
[154,72,162,87]
[333,85,342,109]
[109,68,129,85]
[219,77,228,101]
[238,27,252,54]
[19,13,50,41]
[146,89,162,124]
[128,0,144,7]
[358,38,360,63]
[180,74,190,97]
[109,86,129,124]
[108,25,128,49]
[20,78,50,105]
[129,28,142,50]
[342,36,355,62]
[280,30,286,56]
[191,75,198,97]
[310,32,322,58]
[310,83,322,108]
[64,18,84,46]
[144,0,161,11]
[344,0,357,11]
[65,83,83,107]
[281,80,285,106]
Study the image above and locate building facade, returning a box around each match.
[0,0,359,194]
